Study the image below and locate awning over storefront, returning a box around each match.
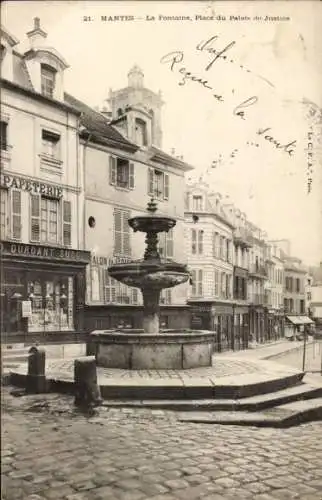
[286,316,314,325]
[298,316,314,324]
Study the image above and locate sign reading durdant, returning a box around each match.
[0,174,63,199]
[1,242,91,263]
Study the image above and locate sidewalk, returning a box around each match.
[218,339,312,361]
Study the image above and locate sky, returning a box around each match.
[2,0,322,265]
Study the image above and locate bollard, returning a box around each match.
[26,346,47,394]
[74,357,102,409]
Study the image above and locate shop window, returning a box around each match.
[159,228,174,258]
[0,121,8,150]
[109,156,134,190]
[114,208,131,256]
[41,64,56,98]
[191,229,203,255]
[27,276,74,332]
[148,168,169,200]
[42,129,60,159]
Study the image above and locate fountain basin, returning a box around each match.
[108,259,190,289]
[89,330,215,370]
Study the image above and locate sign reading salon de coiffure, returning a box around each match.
[1,173,63,198]
[1,241,91,264]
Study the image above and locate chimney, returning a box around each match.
[26,17,47,49]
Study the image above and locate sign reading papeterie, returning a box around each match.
[1,174,63,199]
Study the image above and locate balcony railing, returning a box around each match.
[249,293,265,305]
[249,264,268,278]
[233,228,253,248]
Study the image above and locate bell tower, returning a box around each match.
[107,65,164,148]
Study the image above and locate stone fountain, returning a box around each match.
[90,198,215,369]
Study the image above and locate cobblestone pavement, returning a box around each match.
[272,341,322,375]
[13,358,273,383]
[2,387,322,500]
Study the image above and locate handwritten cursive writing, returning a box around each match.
[160,51,213,89]
[233,96,258,120]
[160,46,297,157]
[196,35,236,71]
[256,128,296,156]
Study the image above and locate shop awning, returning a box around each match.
[286,316,303,325]
[286,316,314,325]
[298,316,314,325]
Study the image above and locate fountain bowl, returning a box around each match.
[108,258,190,289]
[89,329,216,370]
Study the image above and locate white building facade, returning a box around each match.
[1,20,90,342]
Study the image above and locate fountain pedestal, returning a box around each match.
[90,330,215,370]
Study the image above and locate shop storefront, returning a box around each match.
[233,305,250,350]
[249,305,266,343]
[1,241,90,344]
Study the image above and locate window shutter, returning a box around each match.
[191,229,196,254]
[163,173,169,200]
[191,269,196,296]
[198,270,203,296]
[148,168,154,196]
[132,288,138,304]
[109,156,116,185]
[11,189,21,240]
[129,163,135,189]
[63,200,72,246]
[158,232,165,257]
[166,229,174,257]
[114,209,122,255]
[198,230,203,254]
[30,194,40,242]
[122,210,131,256]
[215,270,219,296]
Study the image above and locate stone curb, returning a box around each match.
[262,341,314,360]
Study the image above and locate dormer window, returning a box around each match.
[41,64,56,98]
[192,195,203,211]
[135,118,147,146]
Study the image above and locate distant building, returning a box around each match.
[279,247,314,336]
[1,19,90,343]
[265,242,285,340]
[184,182,238,351]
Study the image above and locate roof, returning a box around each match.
[12,50,33,90]
[149,146,194,172]
[64,93,140,153]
